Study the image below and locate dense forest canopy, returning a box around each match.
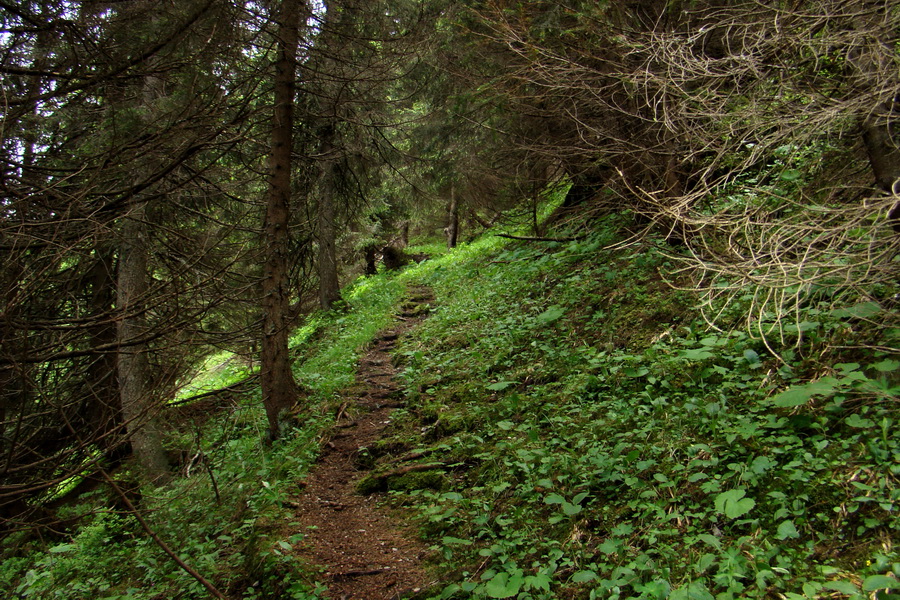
[0,0,898,598]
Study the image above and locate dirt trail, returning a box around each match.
[291,286,435,600]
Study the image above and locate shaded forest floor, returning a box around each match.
[289,286,437,600]
[3,220,897,600]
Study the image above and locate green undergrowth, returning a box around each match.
[0,272,409,599]
[294,273,406,399]
[1,400,328,600]
[172,273,407,404]
[379,216,899,600]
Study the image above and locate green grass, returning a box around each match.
[0,268,411,600]
[5,184,897,600]
[378,215,899,600]
[174,350,251,402]
[294,274,405,399]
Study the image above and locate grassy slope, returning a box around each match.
[3,214,897,600]
[380,217,899,600]
[0,273,408,600]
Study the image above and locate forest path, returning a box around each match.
[290,285,436,600]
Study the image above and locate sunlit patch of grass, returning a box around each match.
[405,240,448,258]
[173,350,252,403]
[293,273,406,399]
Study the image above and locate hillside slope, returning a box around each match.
[2,214,897,600]
[372,217,899,600]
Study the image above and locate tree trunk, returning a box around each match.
[0,260,27,469]
[850,7,900,224]
[862,104,900,194]
[117,201,171,485]
[363,245,378,276]
[861,108,900,229]
[260,0,301,440]
[317,124,341,309]
[85,246,121,451]
[115,37,172,485]
[447,181,459,249]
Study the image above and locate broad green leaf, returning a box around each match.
[487,381,516,391]
[536,305,565,325]
[599,538,620,554]
[499,481,521,498]
[680,348,715,361]
[571,570,597,583]
[830,301,882,319]
[696,553,717,573]
[442,536,472,546]
[863,575,900,591]
[823,580,859,594]
[845,414,874,428]
[802,582,823,597]
[743,349,761,366]
[785,320,819,333]
[524,573,552,592]
[776,520,799,540]
[750,455,776,474]
[771,377,839,407]
[611,522,634,536]
[636,579,671,600]
[496,420,515,430]
[562,502,582,516]
[670,581,715,600]
[872,359,900,373]
[485,572,523,598]
[572,492,589,505]
[714,488,756,518]
[544,493,565,505]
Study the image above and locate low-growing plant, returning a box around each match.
[385,214,898,600]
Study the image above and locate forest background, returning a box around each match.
[1,0,899,598]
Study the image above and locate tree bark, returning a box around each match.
[117,201,170,485]
[260,0,301,440]
[318,132,341,309]
[447,181,459,249]
[850,6,900,224]
[363,244,378,276]
[115,36,172,485]
[85,246,121,451]
[862,103,900,194]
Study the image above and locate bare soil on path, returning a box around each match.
[290,286,436,600]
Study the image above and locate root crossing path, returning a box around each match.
[291,286,436,600]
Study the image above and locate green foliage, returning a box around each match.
[380,214,898,600]
[1,269,411,599]
[174,351,253,402]
[3,402,328,600]
[294,274,405,399]
[8,195,897,599]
